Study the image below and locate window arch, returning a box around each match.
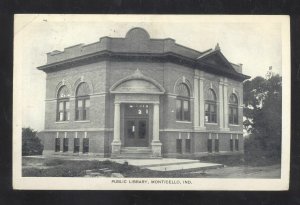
[176,83,190,121]
[57,85,70,121]
[75,82,90,121]
[205,89,217,123]
[229,93,238,124]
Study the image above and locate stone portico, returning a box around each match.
[110,69,165,158]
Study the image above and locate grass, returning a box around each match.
[22,158,174,177]
[22,156,281,178]
[199,153,281,167]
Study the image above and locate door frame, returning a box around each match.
[123,103,150,147]
[124,117,149,147]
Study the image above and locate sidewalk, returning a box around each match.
[27,151,224,173]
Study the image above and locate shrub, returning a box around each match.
[22,127,44,156]
[244,136,281,166]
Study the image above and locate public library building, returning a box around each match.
[38,27,250,158]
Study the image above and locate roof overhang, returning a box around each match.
[38,50,250,81]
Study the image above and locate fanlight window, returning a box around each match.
[75,82,90,121]
[229,93,238,124]
[205,89,217,123]
[57,85,70,121]
[176,83,190,121]
[207,88,216,101]
[58,85,70,98]
[176,83,190,97]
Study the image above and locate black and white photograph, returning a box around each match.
[13,14,290,190]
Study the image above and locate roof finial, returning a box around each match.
[215,43,220,51]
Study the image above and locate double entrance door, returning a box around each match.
[124,104,149,147]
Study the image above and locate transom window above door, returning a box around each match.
[124,104,149,116]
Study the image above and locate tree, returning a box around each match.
[22,127,44,156]
[243,74,282,163]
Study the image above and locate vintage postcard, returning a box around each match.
[13,14,290,190]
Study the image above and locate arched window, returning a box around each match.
[229,93,238,124]
[75,82,90,121]
[176,83,190,121]
[205,89,217,123]
[57,86,70,121]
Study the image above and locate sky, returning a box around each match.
[14,15,288,131]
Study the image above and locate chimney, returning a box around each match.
[215,43,220,51]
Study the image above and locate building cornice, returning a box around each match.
[38,50,250,81]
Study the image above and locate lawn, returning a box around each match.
[22,156,281,178]
[22,157,190,178]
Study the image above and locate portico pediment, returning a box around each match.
[110,69,165,94]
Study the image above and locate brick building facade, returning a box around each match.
[38,27,250,158]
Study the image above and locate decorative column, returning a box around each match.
[111,102,121,155]
[199,77,206,129]
[151,103,162,157]
[219,80,224,129]
[193,77,199,129]
[223,78,229,130]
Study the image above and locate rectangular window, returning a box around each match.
[63,138,69,152]
[229,107,238,124]
[229,108,233,124]
[76,98,90,121]
[66,111,70,121]
[57,100,70,121]
[235,138,239,151]
[176,99,182,120]
[59,112,64,121]
[83,138,89,153]
[75,110,79,120]
[85,99,90,107]
[176,99,190,121]
[211,104,217,123]
[233,108,238,124]
[176,139,182,154]
[55,138,60,152]
[230,139,234,151]
[74,138,80,153]
[185,139,191,153]
[183,100,190,121]
[215,139,219,152]
[59,102,64,110]
[207,139,212,153]
[65,101,70,109]
[78,100,83,108]
[205,104,217,123]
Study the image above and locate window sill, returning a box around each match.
[176,121,192,123]
[55,121,69,124]
[205,122,218,125]
[229,124,240,126]
[74,120,90,123]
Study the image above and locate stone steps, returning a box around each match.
[116,147,155,159]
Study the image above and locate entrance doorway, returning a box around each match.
[124,104,149,147]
